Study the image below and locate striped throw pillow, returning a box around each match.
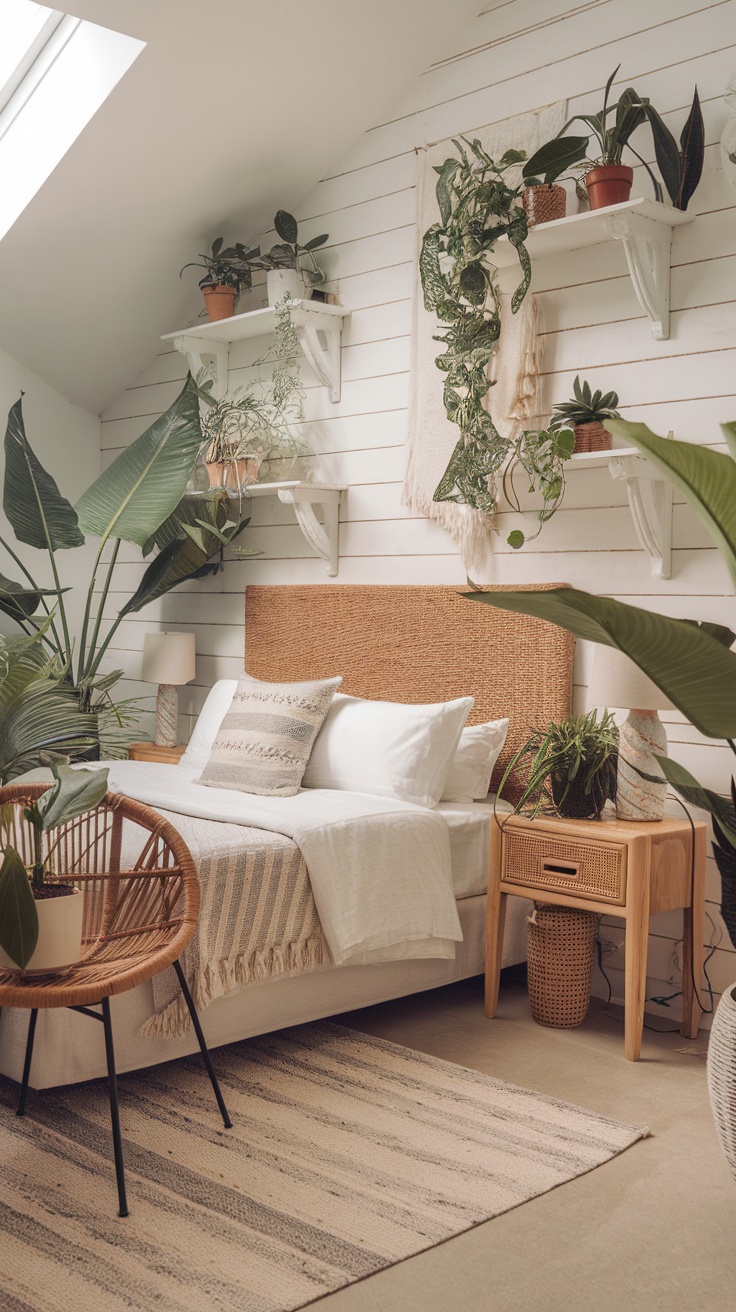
[197,675,342,797]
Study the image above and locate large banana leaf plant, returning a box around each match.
[0,379,254,758]
[0,629,98,781]
[466,418,736,949]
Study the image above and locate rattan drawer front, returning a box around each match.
[501,830,627,904]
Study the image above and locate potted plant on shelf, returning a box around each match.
[522,67,665,211]
[635,88,705,211]
[498,709,619,821]
[550,376,621,453]
[0,760,108,972]
[180,236,262,321]
[503,425,575,549]
[258,210,329,306]
[520,153,570,226]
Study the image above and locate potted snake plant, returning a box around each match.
[0,761,108,972]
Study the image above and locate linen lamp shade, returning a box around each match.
[142,633,196,747]
[587,646,673,822]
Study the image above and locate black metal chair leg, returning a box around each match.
[101,997,128,1218]
[17,1008,38,1117]
[173,959,232,1129]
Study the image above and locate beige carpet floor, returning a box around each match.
[0,1020,647,1312]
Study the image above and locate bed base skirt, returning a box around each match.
[0,893,527,1090]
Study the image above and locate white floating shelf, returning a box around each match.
[187,480,345,576]
[162,300,351,402]
[495,197,693,340]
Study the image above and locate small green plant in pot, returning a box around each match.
[503,425,575,549]
[0,761,108,972]
[180,236,262,321]
[259,210,329,305]
[550,376,621,453]
[499,710,619,821]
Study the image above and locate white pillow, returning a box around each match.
[440,718,509,803]
[302,693,474,808]
[179,679,237,770]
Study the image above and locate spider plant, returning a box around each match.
[499,710,619,820]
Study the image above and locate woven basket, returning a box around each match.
[522,184,566,226]
[527,904,597,1028]
[707,983,736,1184]
[573,422,612,453]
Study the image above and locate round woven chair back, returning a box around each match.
[0,785,199,1008]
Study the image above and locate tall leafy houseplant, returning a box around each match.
[420,136,531,516]
[0,631,98,781]
[0,381,252,757]
[465,420,736,949]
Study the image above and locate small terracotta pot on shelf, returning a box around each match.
[206,460,226,488]
[225,456,262,490]
[201,283,239,322]
[585,165,634,211]
[573,422,612,453]
[522,183,566,226]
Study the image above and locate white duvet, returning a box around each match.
[99,762,463,967]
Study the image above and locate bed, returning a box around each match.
[0,584,573,1089]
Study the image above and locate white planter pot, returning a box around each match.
[266,268,311,306]
[0,886,84,974]
[707,982,736,1184]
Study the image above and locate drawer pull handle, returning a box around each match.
[540,858,580,879]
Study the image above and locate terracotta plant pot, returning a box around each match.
[573,421,612,453]
[585,165,634,211]
[224,456,263,490]
[0,886,84,975]
[202,284,239,322]
[522,184,566,226]
[206,460,226,488]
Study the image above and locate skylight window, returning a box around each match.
[0,1,145,241]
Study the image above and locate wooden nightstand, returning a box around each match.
[127,742,187,764]
[485,812,707,1060]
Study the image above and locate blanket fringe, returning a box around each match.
[140,935,329,1040]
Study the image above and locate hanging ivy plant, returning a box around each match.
[420,136,531,515]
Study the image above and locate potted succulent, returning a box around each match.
[550,376,621,453]
[503,425,575,549]
[180,236,262,321]
[498,710,619,821]
[0,761,108,972]
[259,210,329,306]
[522,67,664,211]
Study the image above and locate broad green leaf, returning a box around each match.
[0,845,38,968]
[721,421,736,463]
[118,535,217,616]
[465,587,736,738]
[3,397,84,551]
[654,754,736,849]
[507,530,525,549]
[75,377,204,549]
[274,210,298,245]
[37,762,109,831]
[607,418,736,586]
[302,233,329,252]
[0,573,64,625]
[678,87,704,210]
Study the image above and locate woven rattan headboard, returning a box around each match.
[244,584,574,796]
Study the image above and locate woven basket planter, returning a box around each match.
[707,983,736,1184]
[527,903,597,1028]
[522,184,566,226]
[573,422,612,453]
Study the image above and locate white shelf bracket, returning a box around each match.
[608,453,673,579]
[173,334,229,398]
[293,310,343,402]
[603,212,673,340]
[277,485,342,575]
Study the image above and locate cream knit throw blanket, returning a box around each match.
[404,102,567,574]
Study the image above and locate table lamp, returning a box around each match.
[587,646,674,821]
[141,632,196,747]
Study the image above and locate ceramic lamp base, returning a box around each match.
[616,709,668,821]
[155,683,179,748]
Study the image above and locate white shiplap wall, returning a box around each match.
[99,0,736,1019]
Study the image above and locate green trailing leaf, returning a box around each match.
[36,761,109,831]
[75,376,204,548]
[3,397,84,550]
[0,846,38,969]
[464,587,736,739]
[606,418,736,586]
[0,573,64,625]
[653,755,736,850]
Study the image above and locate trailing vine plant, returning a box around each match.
[419,136,531,515]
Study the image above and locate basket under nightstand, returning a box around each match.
[485,811,707,1061]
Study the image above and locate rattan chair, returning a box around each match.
[0,784,232,1217]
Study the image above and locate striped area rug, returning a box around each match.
[1,1022,647,1312]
